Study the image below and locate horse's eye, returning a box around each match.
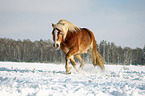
[59,32,62,35]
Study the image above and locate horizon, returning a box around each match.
[0,0,145,49]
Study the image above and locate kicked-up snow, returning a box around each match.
[0,62,145,96]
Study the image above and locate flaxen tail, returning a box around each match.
[95,51,104,70]
[93,36,104,70]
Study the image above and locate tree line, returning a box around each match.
[0,38,144,65]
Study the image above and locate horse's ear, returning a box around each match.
[52,23,55,27]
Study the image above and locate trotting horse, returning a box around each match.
[51,19,104,74]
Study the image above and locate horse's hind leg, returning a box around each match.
[70,57,79,72]
[75,55,85,69]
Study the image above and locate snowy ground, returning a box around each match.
[0,62,145,96]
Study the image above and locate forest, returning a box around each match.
[0,38,144,65]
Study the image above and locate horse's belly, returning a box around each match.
[78,45,90,53]
[78,42,93,53]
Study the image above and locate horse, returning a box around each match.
[51,19,104,74]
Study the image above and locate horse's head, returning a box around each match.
[52,23,63,50]
[51,19,80,50]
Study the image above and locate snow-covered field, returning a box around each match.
[0,62,145,96]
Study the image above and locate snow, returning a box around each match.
[0,62,145,96]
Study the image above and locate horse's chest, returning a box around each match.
[60,43,69,54]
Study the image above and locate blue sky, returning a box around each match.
[0,0,145,48]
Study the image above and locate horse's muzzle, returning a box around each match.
[53,43,60,50]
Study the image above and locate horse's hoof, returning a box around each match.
[79,66,84,70]
[76,69,79,72]
[74,66,79,72]
[66,72,71,74]
[79,64,84,69]
[66,66,72,74]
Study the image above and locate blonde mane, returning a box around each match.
[53,19,80,40]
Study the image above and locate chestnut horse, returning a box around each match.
[51,19,104,74]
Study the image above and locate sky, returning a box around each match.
[0,0,145,49]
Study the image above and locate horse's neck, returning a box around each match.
[61,31,77,47]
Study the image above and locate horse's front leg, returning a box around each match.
[70,57,79,72]
[65,56,72,74]
[65,47,79,74]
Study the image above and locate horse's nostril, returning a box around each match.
[56,44,59,48]
[53,43,60,49]
[53,44,55,48]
